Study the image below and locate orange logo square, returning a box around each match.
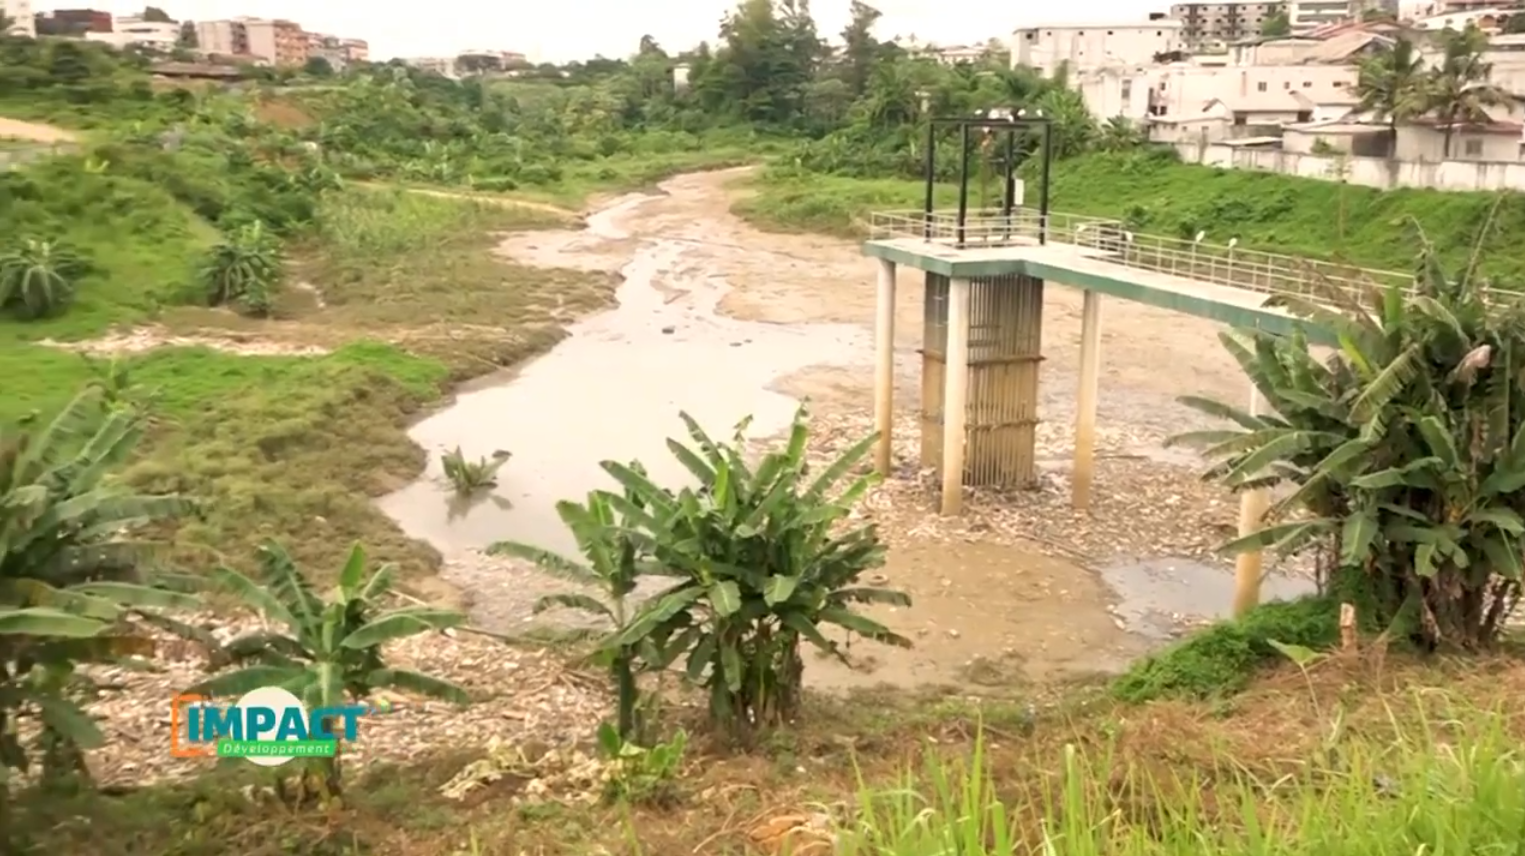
[170,693,217,758]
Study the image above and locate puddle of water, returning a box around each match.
[805,540,1147,692]
[1098,556,1319,641]
[376,194,870,560]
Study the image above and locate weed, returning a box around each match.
[440,447,509,495]
[1112,597,1341,702]
[596,724,688,808]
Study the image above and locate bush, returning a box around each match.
[0,238,90,320]
[1113,597,1341,702]
[201,220,282,316]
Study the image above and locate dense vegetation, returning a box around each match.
[3,2,1525,853]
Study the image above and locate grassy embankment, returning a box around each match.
[0,142,726,588]
[734,151,1525,279]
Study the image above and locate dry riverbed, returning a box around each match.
[61,168,1312,787]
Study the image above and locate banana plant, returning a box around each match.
[599,406,912,736]
[187,541,470,796]
[1170,223,1525,649]
[487,470,670,739]
[1,388,202,789]
[0,238,91,320]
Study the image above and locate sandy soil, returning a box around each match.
[0,116,78,143]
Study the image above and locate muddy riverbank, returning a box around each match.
[377,168,1315,691]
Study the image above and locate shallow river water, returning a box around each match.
[377,192,869,561]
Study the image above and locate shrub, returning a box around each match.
[201,220,282,316]
[0,238,90,320]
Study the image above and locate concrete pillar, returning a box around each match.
[873,258,897,476]
[1072,289,1103,510]
[940,277,972,516]
[1232,382,1272,617]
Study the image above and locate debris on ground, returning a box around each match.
[57,613,609,788]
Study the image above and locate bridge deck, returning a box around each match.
[862,208,1413,342]
[866,237,1305,334]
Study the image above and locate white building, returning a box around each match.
[84,16,179,52]
[1287,0,1355,35]
[404,56,460,78]
[1075,56,1360,150]
[1012,20,1186,75]
[2,0,35,38]
[1412,6,1514,31]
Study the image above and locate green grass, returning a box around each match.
[0,171,623,586]
[736,151,1525,280]
[0,157,216,340]
[843,714,1525,855]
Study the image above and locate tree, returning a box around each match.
[188,542,470,799]
[140,6,173,23]
[1425,24,1506,158]
[304,56,334,77]
[1504,14,1525,35]
[1354,37,1426,157]
[1169,224,1525,650]
[177,20,197,49]
[839,0,885,98]
[1261,11,1291,37]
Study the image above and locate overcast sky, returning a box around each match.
[57,1,1160,62]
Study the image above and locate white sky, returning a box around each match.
[56,1,1159,62]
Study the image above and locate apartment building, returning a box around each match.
[1287,0,1356,34]
[195,17,305,66]
[195,19,248,57]
[304,33,367,69]
[1170,2,1288,46]
[3,0,36,37]
[1079,61,1357,122]
[340,38,368,62]
[33,7,110,36]
[456,48,528,72]
[84,15,178,51]
[405,56,459,78]
[1012,19,1185,75]
[1413,6,1516,30]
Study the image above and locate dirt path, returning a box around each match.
[428,168,1294,693]
[367,183,585,220]
[0,116,78,143]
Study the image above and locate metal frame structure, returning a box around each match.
[921,115,1054,248]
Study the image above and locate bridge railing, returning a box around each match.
[868,208,1415,304]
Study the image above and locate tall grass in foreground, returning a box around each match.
[837,705,1525,855]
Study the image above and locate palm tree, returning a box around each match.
[1425,25,1506,158]
[1354,37,1426,157]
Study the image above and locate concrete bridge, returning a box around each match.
[861,207,1411,598]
